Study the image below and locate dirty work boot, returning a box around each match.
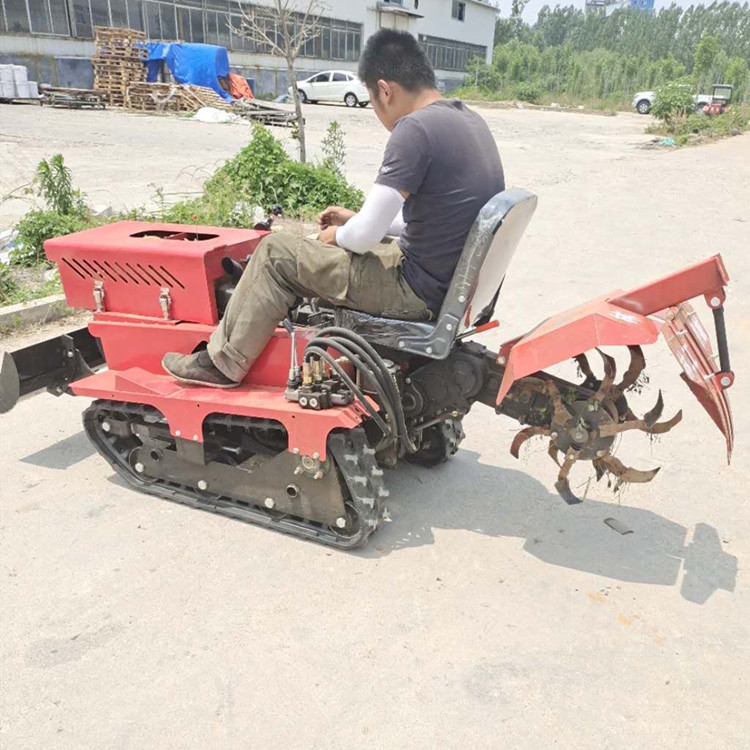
[162,350,240,389]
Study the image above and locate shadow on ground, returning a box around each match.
[22,435,737,605]
[21,429,96,470]
[361,450,737,605]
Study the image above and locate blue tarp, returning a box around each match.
[145,42,233,102]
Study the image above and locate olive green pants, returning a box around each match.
[208,232,432,381]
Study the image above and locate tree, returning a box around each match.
[238,0,325,163]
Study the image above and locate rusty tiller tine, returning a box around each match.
[574,353,596,383]
[598,407,683,438]
[593,349,617,402]
[510,426,550,459]
[597,455,661,488]
[644,409,683,434]
[614,345,646,397]
[548,440,561,467]
[554,450,583,505]
[593,458,607,482]
[643,390,665,428]
[545,378,574,425]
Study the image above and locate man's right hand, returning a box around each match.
[318,206,356,229]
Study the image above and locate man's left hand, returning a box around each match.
[317,225,338,246]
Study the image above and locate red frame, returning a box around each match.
[49,223,733,462]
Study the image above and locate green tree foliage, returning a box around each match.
[468,2,750,106]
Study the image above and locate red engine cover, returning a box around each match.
[45,221,266,325]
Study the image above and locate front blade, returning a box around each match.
[0,352,21,414]
[662,303,733,461]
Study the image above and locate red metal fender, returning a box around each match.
[496,256,734,459]
[71,367,366,461]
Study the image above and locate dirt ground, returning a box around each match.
[1,102,749,749]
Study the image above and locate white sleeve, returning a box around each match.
[386,208,406,237]
[335,183,405,254]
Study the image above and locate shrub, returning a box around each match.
[34,154,86,216]
[0,263,18,304]
[207,124,363,216]
[11,210,90,267]
[651,83,695,125]
[515,82,542,103]
[321,121,346,174]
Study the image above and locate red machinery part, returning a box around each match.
[71,324,365,460]
[496,255,734,458]
[45,221,267,325]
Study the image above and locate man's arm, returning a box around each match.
[318,184,407,252]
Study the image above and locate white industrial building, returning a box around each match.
[0,0,497,95]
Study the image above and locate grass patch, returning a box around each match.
[453,86,624,114]
[0,265,63,306]
[645,105,749,147]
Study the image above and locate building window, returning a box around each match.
[419,34,485,72]
[2,0,363,64]
[451,0,465,21]
[3,0,31,33]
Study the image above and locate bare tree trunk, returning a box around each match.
[287,56,307,163]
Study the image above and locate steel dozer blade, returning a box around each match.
[0,352,20,414]
[0,327,104,414]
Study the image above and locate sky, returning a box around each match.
[490,0,712,22]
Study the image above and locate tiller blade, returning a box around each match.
[508,347,683,505]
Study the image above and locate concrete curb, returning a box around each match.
[462,99,621,117]
[0,294,73,332]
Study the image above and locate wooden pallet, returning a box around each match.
[125,82,235,113]
[94,26,146,40]
[92,26,148,106]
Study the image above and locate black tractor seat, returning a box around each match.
[334,189,538,359]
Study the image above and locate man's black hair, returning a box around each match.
[358,29,436,93]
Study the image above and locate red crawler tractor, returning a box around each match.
[0,191,734,548]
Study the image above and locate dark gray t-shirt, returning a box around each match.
[375,99,504,313]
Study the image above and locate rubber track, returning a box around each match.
[83,399,386,550]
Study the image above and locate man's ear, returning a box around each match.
[377,79,390,101]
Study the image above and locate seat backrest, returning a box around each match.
[333,188,537,360]
[438,189,538,336]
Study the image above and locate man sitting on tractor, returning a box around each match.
[162,29,505,387]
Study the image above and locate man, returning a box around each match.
[162,29,504,387]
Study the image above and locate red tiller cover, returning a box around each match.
[45,221,266,325]
[497,256,734,458]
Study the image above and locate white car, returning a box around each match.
[632,89,711,115]
[289,70,370,108]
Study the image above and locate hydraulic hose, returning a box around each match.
[308,327,417,455]
[322,327,416,454]
[304,345,391,442]
[308,335,401,450]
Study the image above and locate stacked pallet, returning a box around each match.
[126,82,233,113]
[92,26,147,107]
